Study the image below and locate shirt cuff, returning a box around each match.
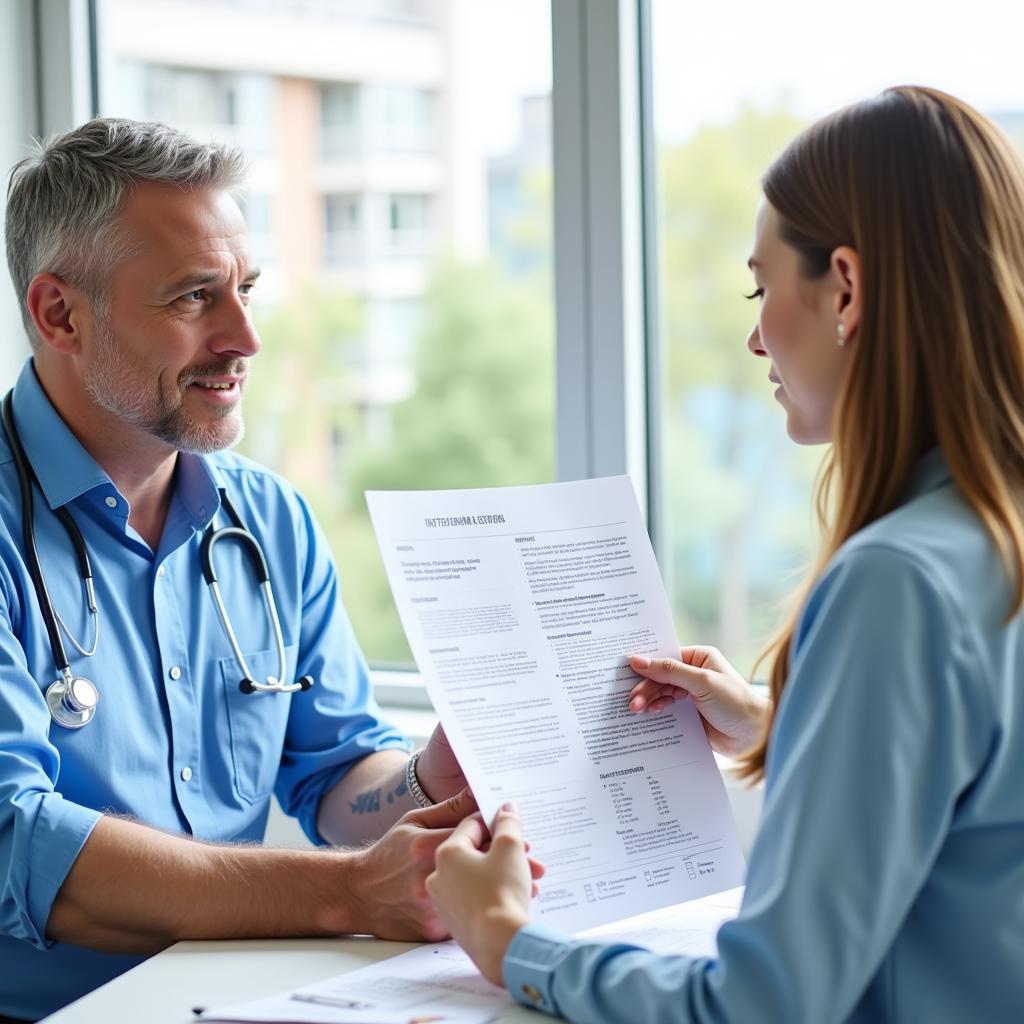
[503,922,575,1016]
[24,795,103,949]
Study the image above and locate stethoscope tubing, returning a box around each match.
[202,490,309,694]
[1,392,89,678]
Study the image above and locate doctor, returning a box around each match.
[0,118,471,1022]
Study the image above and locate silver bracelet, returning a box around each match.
[405,749,435,808]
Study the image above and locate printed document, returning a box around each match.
[196,889,745,1023]
[366,477,745,932]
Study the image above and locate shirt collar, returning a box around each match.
[10,358,111,510]
[9,357,222,526]
[176,451,223,529]
[903,446,953,502]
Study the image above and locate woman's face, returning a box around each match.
[746,201,854,445]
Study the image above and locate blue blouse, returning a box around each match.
[505,448,1024,1023]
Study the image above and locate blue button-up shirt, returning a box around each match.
[505,449,1024,1022]
[0,359,408,1020]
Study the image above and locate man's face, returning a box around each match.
[82,182,261,454]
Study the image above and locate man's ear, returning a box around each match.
[830,246,862,343]
[27,273,88,354]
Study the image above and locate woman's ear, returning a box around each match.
[830,246,862,343]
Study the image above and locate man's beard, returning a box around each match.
[83,319,246,455]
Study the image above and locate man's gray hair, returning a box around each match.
[5,118,247,347]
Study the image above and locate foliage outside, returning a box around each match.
[242,103,821,676]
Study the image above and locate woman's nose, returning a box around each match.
[747,322,766,357]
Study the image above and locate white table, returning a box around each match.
[38,936,538,1023]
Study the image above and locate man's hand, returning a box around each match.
[414,723,468,803]
[426,803,537,986]
[338,786,478,942]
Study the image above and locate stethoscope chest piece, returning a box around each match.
[46,672,99,729]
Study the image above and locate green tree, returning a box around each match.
[337,259,555,660]
[658,104,822,671]
[351,261,553,491]
[241,284,363,505]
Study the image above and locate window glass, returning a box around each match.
[651,0,1024,675]
[101,0,554,664]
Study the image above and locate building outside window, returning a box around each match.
[100,0,555,665]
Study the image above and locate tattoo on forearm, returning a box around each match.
[349,777,410,815]
[349,789,381,814]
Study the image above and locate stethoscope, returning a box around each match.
[1,391,313,730]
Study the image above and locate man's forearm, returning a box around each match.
[316,749,417,847]
[47,815,367,953]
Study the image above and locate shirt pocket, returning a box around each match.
[219,646,295,805]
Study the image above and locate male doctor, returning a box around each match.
[0,118,471,1022]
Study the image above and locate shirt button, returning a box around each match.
[157,565,166,577]
[169,666,182,680]
[104,496,117,509]
[180,766,193,782]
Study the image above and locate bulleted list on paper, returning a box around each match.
[367,476,745,932]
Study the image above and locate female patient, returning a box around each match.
[425,86,1024,1023]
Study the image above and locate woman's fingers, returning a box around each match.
[446,812,489,851]
[629,653,714,698]
[629,679,683,711]
[490,802,524,847]
[645,695,677,712]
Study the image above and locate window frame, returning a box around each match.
[7,0,660,710]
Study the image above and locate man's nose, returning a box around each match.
[210,296,261,358]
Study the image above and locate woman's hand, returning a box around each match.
[425,804,540,986]
[628,646,771,758]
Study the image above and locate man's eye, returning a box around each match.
[182,289,207,302]
[744,288,764,301]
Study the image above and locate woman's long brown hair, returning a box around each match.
[736,86,1024,782]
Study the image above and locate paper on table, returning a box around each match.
[580,885,745,958]
[196,890,745,1024]
[196,942,511,1024]
[366,477,745,932]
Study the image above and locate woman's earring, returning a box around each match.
[837,323,846,347]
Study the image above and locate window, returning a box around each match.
[366,85,436,154]
[324,194,363,267]
[28,1,1022,692]
[237,194,277,273]
[320,83,361,158]
[115,62,275,156]
[385,194,432,256]
[650,0,1024,676]
[99,0,555,667]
